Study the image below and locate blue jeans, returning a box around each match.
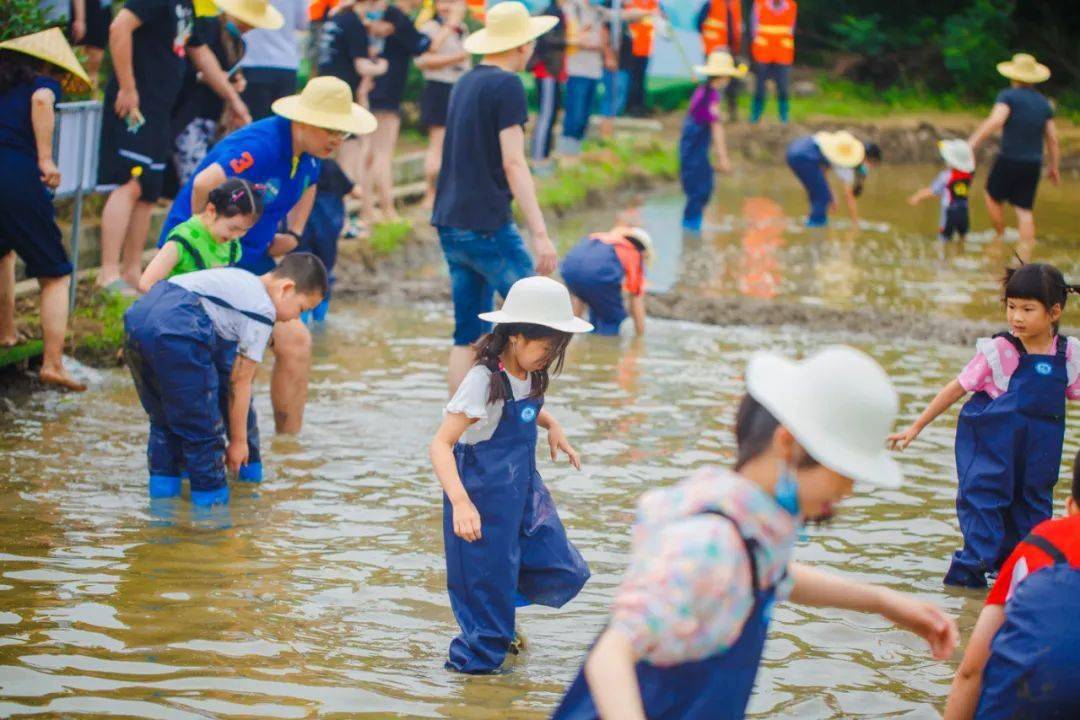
[562,76,599,141]
[751,63,791,123]
[437,223,535,346]
[600,69,628,118]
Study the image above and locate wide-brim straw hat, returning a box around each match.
[813,130,866,169]
[694,51,748,79]
[622,227,656,266]
[746,346,903,489]
[997,53,1050,84]
[938,139,975,173]
[463,1,559,55]
[0,28,91,93]
[478,276,594,333]
[214,0,285,29]
[272,76,378,135]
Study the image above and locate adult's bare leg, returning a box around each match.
[448,344,476,396]
[372,112,401,222]
[423,125,445,210]
[98,179,141,287]
[1014,207,1036,263]
[37,274,86,391]
[0,252,16,345]
[983,192,1006,242]
[121,200,154,288]
[270,319,312,434]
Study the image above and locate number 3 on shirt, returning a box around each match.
[229,151,255,174]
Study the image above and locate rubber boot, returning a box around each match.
[311,295,330,323]
[190,485,230,507]
[805,216,828,228]
[238,462,263,483]
[750,96,765,123]
[778,98,790,124]
[149,474,183,498]
[682,215,703,234]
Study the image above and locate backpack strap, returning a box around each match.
[1022,532,1068,565]
[197,293,274,327]
[170,233,208,272]
[699,509,761,592]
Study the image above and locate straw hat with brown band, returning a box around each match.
[213,0,286,30]
[271,76,378,136]
[0,28,91,94]
[996,53,1051,85]
[694,51,749,79]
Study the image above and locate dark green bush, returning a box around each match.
[1,0,57,41]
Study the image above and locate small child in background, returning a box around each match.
[560,225,653,336]
[297,158,356,323]
[890,263,1080,588]
[139,178,263,293]
[679,51,746,233]
[124,255,327,506]
[908,139,975,249]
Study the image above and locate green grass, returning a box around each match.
[785,77,982,120]
[369,219,414,255]
[74,291,134,355]
[0,340,44,369]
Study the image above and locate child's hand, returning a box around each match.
[906,193,919,206]
[877,588,958,660]
[452,500,482,542]
[717,156,732,174]
[226,439,249,475]
[887,425,919,451]
[547,422,581,470]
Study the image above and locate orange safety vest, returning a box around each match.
[701,0,742,56]
[627,0,659,58]
[309,0,339,22]
[466,0,486,23]
[751,0,795,65]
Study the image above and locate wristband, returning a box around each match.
[281,229,301,243]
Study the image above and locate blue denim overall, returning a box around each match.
[552,510,777,720]
[785,136,831,227]
[679,114,714,232]
[444,372,590,673]
[560,237,628,335]
[945,334,1069,587]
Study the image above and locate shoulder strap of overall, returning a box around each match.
[1055,334,1069,358]
[992,331,1026,356]
[497,369,515,397]
[170,233,208,272]
[197,293,274,327]
[228,240,239,267]
[1022,532,1068,565]
[699,509,761,592]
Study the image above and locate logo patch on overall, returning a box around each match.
[1035,362,1052,376]
[520,406,537,423]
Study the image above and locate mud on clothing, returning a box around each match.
[930,168,973,241]
[560,234,645,335]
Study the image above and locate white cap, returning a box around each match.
[479,276,594,333]
[938,139,975,173]
[746,346,903,488]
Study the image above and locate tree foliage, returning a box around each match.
[0,0,57,42]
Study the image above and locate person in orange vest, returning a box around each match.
[749,0,795,123]
[624,0,658,117]
[695,0,743,121]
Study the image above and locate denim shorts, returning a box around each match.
[437,223,535,346]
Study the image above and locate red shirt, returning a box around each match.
[593,233,645,296]
[986,514,1080,606]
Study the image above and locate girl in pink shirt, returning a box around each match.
[890,263,1079,587]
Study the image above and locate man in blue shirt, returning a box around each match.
[161,76,376,433]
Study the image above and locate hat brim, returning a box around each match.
[271,94,378,136]
[746,353,903,489]
[0,31,91,93]
[938,142,975,173]
[997,61,1050,84]
[463,15,559,55]
[214,0,286,29]
[694,63,748,78]
[814,132,865,169]
[477,309,594,334]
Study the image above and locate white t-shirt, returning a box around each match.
[169,268,277,363]
[445,366,533,445]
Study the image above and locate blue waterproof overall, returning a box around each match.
[298,192,342,323]
[553,510,776,720]
[679,114,713,232]
[785,136,831,227]
[124,281,271,505]
[976,535,1080,718]
[444,373,590,673]
[945,334,1069,587]
[560,238,627,336]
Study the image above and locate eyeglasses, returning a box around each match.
[325,128,352,141]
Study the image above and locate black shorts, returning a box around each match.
[69,0,111,50]
[940,205,969,241]
[97,101,170,202]
[0,151,73,278]
[986,155,1041,210]
[420,80,453,128]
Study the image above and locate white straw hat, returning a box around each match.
[214,0,285,29]
[0,28,91,93]
[996,53,1050,84]
[813,131,866,169]
[938,139,975,173]
[463,1,559,55]
[478,276,594,333]
[272,76,378,135]
[695,51,748,78]
[746,346,903,488]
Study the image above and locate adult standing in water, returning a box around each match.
[432,1,560,392]
[552,347,958,720]
[160,76,376,433]
[968,53,1059,259]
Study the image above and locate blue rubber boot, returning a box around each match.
[682,216,703,233]
[190,485,230,507]
[750,96,765,123]
[778,98,790,124]
[805,216,828,228]
[237,462,263,483]
[311,296,330,322]
[149,474,183,498]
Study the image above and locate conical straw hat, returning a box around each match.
[272,76,378,135]
[463,1,559,55]
[813,130,865,169]
[996,53,1050,84]
[214,0,285,30]
[0,28,90,93]
[694,51,748,78]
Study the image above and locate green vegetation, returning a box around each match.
[1,0,55,41]
[369,219,414,255]
[0,340,44,370]
[74,291,134,357]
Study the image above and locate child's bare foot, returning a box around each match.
[39,366,87,392]
[0,334,17,348]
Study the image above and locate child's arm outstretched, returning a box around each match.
[226,356,258,474]
[138,242,181,293]
[888,379,967,450]
[430,413,483,541]
[907,187,935,206]
[538,409,581,469]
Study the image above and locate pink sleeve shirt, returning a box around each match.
[958,335,1080,400]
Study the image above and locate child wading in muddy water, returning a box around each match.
[430,276,592,674]
[890,263,1080,588]
[908,139,975,254]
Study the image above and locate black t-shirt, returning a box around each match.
[105,0,204,113]
[431,65,529,231]
[318,8,369,91]
[996,87,1054,163]
[317,158,354,196]
[370,4,431,108]
[172,15,244,130]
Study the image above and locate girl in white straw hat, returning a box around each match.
[784,130,882,227]
[908,139,976,252]
[678,51,747,233]
[431,276,593,674]
[552,346,958,720]
[968,53,1059,257]
[0,28,92,392]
